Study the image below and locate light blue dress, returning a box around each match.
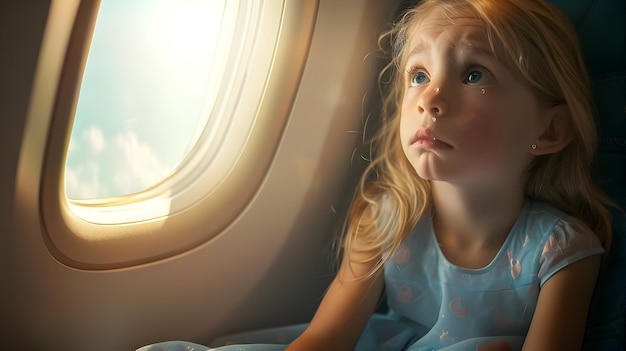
[138,200,604,351]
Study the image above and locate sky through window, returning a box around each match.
[65,0,225,199]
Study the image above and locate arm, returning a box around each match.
[522,255,601,351]
[285,247,384,351]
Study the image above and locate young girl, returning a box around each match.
[138,0,615,350]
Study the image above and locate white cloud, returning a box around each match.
[65,162,101,199]
[110,130,170,196]
[82,126,106,153]
[65,126,171,199]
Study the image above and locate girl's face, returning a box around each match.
[400,11,551,189]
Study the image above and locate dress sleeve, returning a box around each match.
[538,216,605,287]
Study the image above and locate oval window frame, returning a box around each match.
[38,0,318,270]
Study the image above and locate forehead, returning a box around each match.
[406,9,492,56]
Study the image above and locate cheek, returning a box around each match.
[457,115,502,151]
[399,104,416,145]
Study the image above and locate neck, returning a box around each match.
[430,180,526,245]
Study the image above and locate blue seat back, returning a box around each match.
[547,0,626,349]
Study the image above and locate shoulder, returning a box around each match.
[523,201,605,286]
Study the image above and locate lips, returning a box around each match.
[410,128,452,149]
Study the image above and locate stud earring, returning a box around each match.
[531,144,537,150]
[481,88,486,95]
[434,87,440,93]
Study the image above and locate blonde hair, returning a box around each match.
[340,0,615,277]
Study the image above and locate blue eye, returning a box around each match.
[465,70,483,85]
[411,71,430,86]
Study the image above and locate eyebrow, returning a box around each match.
[458,40,495,57]
[406,39,497,63]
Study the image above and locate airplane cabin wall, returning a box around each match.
[0,1,397,350]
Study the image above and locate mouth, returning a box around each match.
[410,128,452,149]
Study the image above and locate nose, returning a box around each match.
[417,86,447,117]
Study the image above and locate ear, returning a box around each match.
[530,104,574,155]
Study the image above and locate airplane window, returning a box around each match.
[38,0,316,268]
[65,0,227,200]
[61,0,277,225]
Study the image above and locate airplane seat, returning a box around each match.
[545,0,626,349]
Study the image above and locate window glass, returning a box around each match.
[65,0,226,199]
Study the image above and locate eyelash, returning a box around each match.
[463,64,491,85]
[405,65,491,86]
[405,65,423,86]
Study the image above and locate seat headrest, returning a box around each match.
[548,0,625,75]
